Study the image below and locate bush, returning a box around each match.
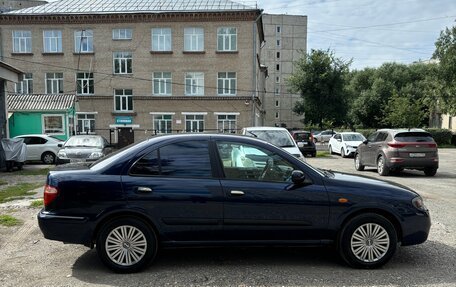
[425,129,453,145]
[354,129,376,138]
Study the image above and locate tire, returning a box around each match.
[42,152,56,164]
[312,152,317,157]
[96,217,158,273]
[338,213,397,269]
[354,153,365,171]
[341,148,346,158]
[329,145,334,155]
[424,167,437,177]
[377,155,390,176]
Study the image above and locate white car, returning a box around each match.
[328,132,366,158]
[13,134,63,164]
[241,126,305,160]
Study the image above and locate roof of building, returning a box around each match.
[8,94,76,111]
[7,0,257,15]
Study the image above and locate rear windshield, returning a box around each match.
[245,130,295,148]
[342,134,365,141]
[294,133,311,141]
[394,132,434,142]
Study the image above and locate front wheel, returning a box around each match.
[341,148,346,158]
[96,217,158,273]
[329,145,334,155]
[338,213,397,268]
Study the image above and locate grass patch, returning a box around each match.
[438,144,456,148]
[0,214,22,226]
[0,180,7,186]
[30,199,44,208]
[0,183,42,203]
[15,168,50,176]
[316,151,331,157]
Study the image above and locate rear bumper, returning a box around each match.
[386,157,439,169]
[37,210,93,247]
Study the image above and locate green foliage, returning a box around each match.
[30,199,44,208]
[383,91,426,128]
[0,183,41,203]
[288,49,351,129]
[0,215,22,226]
[16,168,50,176]
[425,129,453,145]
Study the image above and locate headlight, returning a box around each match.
[89,151,104,159]
[412,196,427,211]
[57,151,67,158]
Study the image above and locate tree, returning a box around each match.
[288,49,351,129]
[433,26,456,115]
[383,89,426,128]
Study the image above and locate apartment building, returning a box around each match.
[0,0,266,146]
[262,14,307,129]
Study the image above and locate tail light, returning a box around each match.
[387,142,406,148]
[44,184,59,206]
[310,134,314,142]
[427,143,437,148]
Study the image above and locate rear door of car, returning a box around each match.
[393,132,437,160]
[122,139,224,242]
[22,136,45,161]
[214,139,329,242]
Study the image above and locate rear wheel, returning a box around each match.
[377,155,389,176]
[424,167,437,176]
[338,213,397,268]
[42,152,56,164]
[354,153,365,171]
[96,217,158,273]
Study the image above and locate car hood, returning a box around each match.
[323,170,419,198]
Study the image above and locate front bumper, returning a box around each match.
[401,209,431,246]
[37,210,93,246]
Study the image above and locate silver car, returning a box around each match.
[57,135,112,164]
[13,134,63,164]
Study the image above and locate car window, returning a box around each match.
[377,132,389,142]
[294,132,310,141]
[342,134,365,141]
[367,132,378,142]
[244,130,295,148]
[65,136,102,148]
[394,132,433,142]
[216,141,296,182]
[334,134,341,140]
[130,140,212,178]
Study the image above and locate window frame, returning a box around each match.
[45,72,64,94]
[76,72,94,95]
[184,27,204,52]
[152,72,172,96]
[12,30,32,53]
[77,113,96,134]
[217,27,237,52]
[152,114,173,134]
[15,73,33,94]
[185,72,204,96]
[112,28,132,40]
[114,89,133,112]
[42,114,65,135]
[43,30,62,53]
[113,51,133,74]
[217,114,237,133]
[74,29,93,53]
[151,28,172,51]
[217,72,236,96]
[185,114,205,132]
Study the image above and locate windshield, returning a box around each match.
[342,134,365,141]
[65,136,103,148]
[246,130,295,148]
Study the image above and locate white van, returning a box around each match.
[241,126,305,160]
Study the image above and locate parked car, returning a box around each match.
[56,135,112,164]
[290,130,316,157]
[355,129,438,176]
[241,126,304,160]
[313,130,337,143]
[38,133,430,273]
[328,132,366,158]
[14,134,63,164]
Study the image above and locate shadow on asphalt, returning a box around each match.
[71,241,455,286]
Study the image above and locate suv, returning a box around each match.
[355,129,438,176]
[290,130,316,157]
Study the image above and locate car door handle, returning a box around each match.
[230,190,245,196]
[135,186,152,193]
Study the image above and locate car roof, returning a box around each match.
[291,130,311,133]
[243,126,289,131]
[337,132,363,135]
[377,128,428,137]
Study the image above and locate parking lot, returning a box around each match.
[0,149,455,287]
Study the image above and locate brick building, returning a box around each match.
[0,0,266,146]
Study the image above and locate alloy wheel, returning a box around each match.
[350,223,390,263]
[105,225,147,266]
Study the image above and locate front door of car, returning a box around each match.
[122,140,224,242]
[215,141,329,242]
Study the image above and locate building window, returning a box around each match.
[217,27,237,51]
[185,114,204,132]
[275,111,280,119]
[42,114,64,135]
[185,72,204,96]
[43,30,62,53]
[276,52,280,59]
[276,26,281,33]
[276,76,280,83]
[45,73,64,94]
[77,114,95,134]
[275,85,280,96]
[276,39,281,47]
[217,114,237,133]
[112,28,132,40]
[152,72,172,95]
[74,30,93,53]
[184,27,204,52]
[153,114,172,134]
[76,72,94,95]
[217,72,236,96]
[276,64,280,71]
[275,100,280,107]
[12,30,32,53]
[113,52,132,74]
[15,73,33,94]
[114,89,133,112]
[151,28,172,51]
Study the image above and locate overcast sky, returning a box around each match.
[258,0,456,70]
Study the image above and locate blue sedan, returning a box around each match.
[38,134,430,273]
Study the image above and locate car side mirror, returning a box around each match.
[58,143,63,148]
[291,170,306,185]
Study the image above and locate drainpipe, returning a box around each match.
[252,12,263,126]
